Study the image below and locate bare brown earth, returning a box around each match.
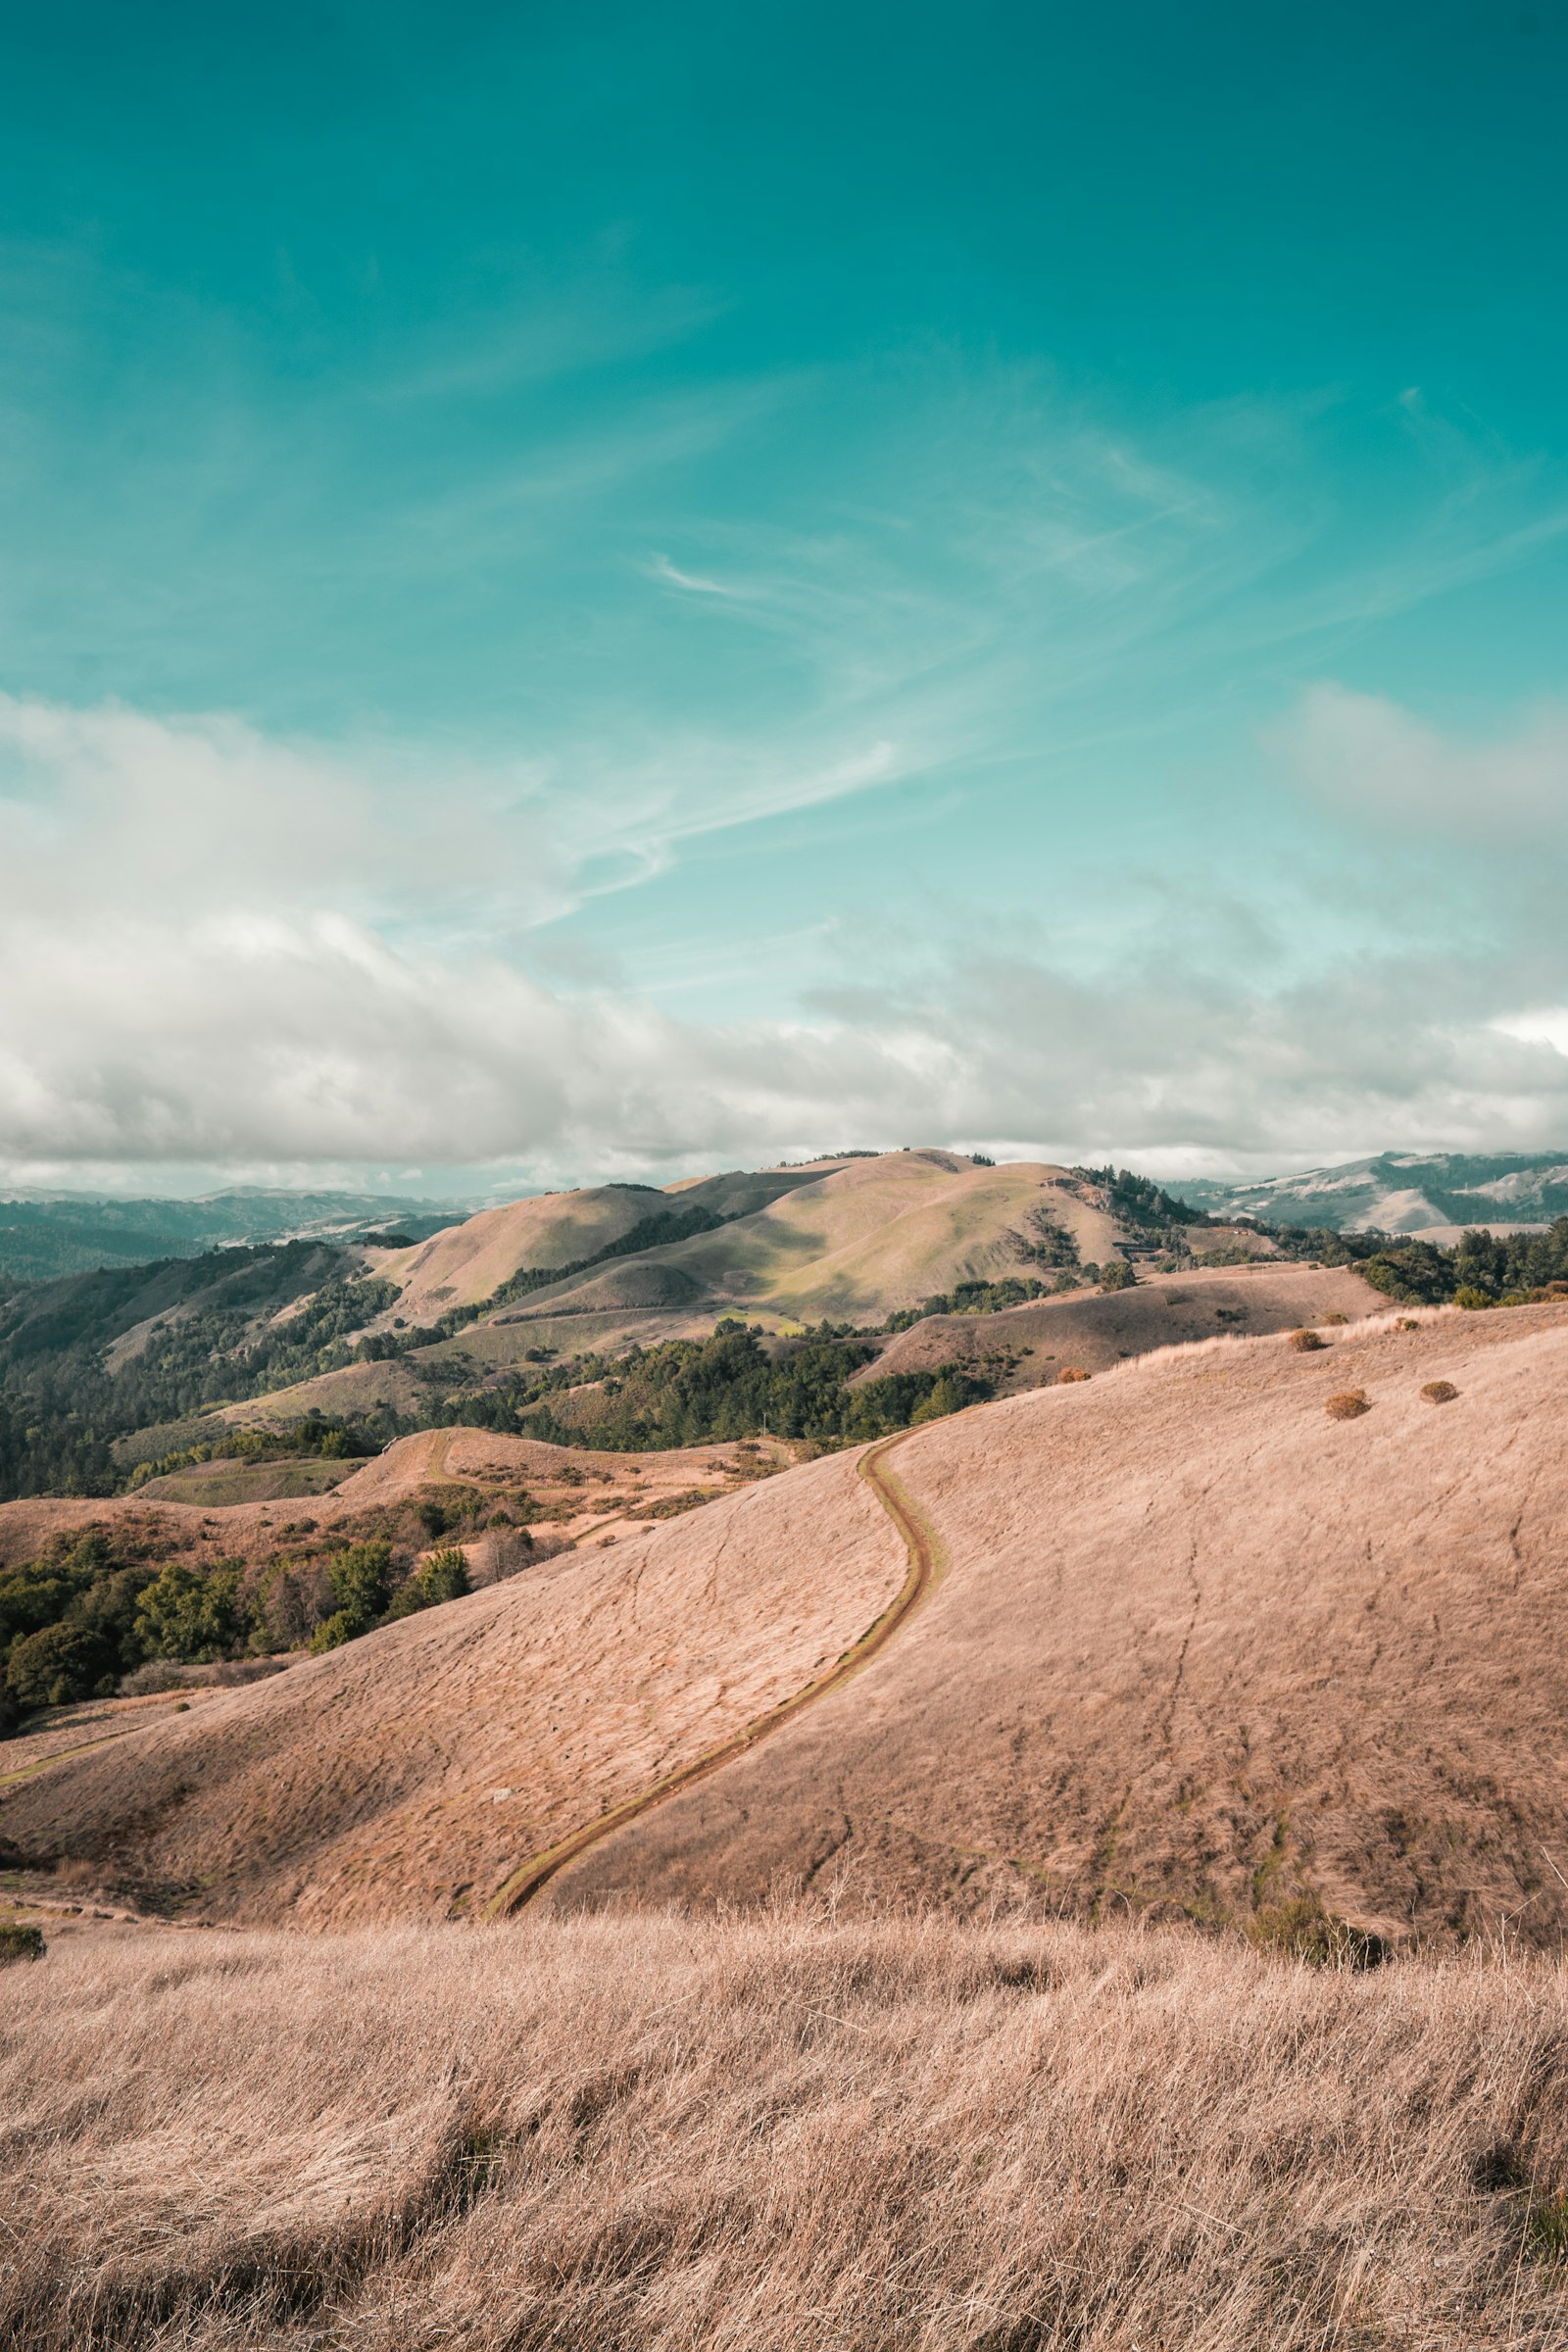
[0,1445,904,1924]
[865,1259,1389,1391]
[8,1302,1568,1951]
[553,1301,1568,1946]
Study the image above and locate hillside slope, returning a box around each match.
[0,1190,457,1283]
[9,1302,1568,1947]
[502,1152,1120,1326]
[862,1259,1387,1390]
[1182,1150,1568,1234]
[370,1185,667,1320]
[555,1300,1568,1946]
[0,1446,903,1925]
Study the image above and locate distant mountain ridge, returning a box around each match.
[0,1191,466,1283]
[1176,1152,1568,1236]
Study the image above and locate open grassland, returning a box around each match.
[5,1909,1568,2351]
[8,1304,1568,1950]
[370,1187,664,1320]
[863,1259,1388,1390]
[1,1443,902,1924]
[554,1303,1568,1943]
[514,1153,1122,1328]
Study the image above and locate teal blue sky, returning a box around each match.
[3,2,1568,1193]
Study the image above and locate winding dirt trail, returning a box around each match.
[485,1430,946,1915]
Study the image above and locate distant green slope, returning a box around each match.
[1176,1152,1568,1234]
[0,1191,463,1282]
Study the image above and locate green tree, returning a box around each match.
[6,1620,116,1708]
[386,1546,470,1620]
[309,1540,394,1651]
[133,1561,244,1662]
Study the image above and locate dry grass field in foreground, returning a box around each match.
[6,1910,1568,2352]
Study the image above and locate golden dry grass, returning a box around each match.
[9,1304,1568,1947]
[557,1305,1568,1942]
[5,1909,1568,2350]
[1,1445,903,1923]
[866,1261,1389,1393]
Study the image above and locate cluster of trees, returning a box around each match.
[0,1521,473,1730]
[1345,1216,1568,1307]
[125,1415,377,1490]
[1072,1167,1214,1232]
[886,1276,1051,1331]
[420,1326,992,1454]
[0,1244,397,1500]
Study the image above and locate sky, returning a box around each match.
[3,0,1567,1199]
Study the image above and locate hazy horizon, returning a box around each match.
[5,5,1567,1197]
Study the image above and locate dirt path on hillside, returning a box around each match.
[486,1431,948,1915]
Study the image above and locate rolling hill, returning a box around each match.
[9,1298,1567,1950]
[1181,1150,1568,1235]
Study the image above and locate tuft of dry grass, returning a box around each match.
[4,1910,1568,2351]
[1288,1328,1326,1351]
[1423,1379,1460,1404]
[1324,1388,1371,1419]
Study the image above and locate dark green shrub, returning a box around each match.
[5,1619,116,1707]
[306,1542,396,1653]
[0,1922,45,1965]
[386,1547,471,1620]
[133,1560,244,1662]
[308,1607,362,1654]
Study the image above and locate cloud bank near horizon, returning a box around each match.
[3,684,1567,1193]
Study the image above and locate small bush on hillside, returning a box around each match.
[386,1547,470,1620]
[1421,1380,1459,1404]
[1056,1367,1091,1384]
[1248,1894,1387,1969]
[1453,1286,1494,1310]
[1325,1390,1371,1420]
[1525,2190,1568,2263]
[0,1922,45,1966]
[1099,1260,1135,1293]
[1288,1329,1326,1352]
[1322,1311,1348,1325]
